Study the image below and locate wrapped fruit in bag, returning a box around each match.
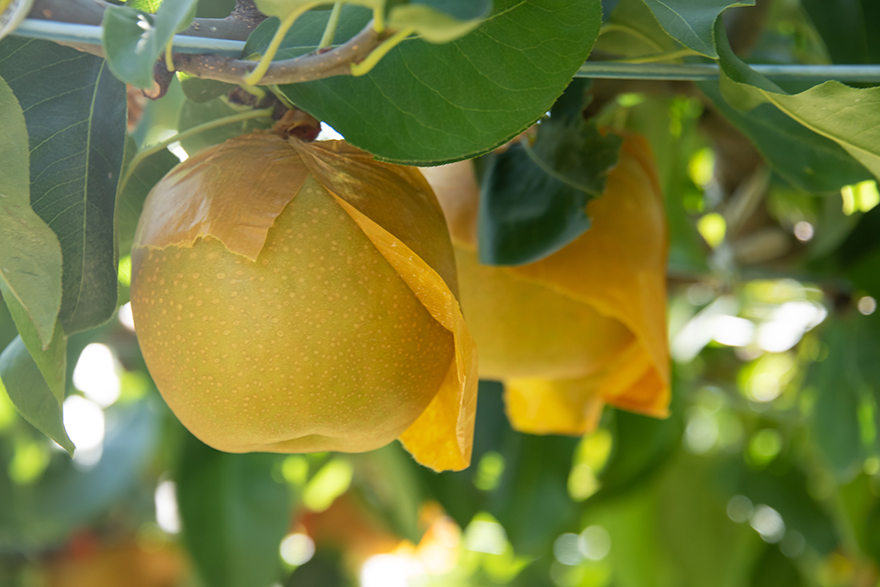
[422,132,669,435]
[130,131,477,471]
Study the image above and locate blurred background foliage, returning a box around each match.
[4,0,880,585]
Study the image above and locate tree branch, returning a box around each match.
[173,24,381,85]
[30,0,261,41]
[26,0,385,87]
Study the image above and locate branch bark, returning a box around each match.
[30,0,263,41]
[173,24,381,85]
[27,0,385,86]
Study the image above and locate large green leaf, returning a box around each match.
[0,74,62,349]
[801,0,880,65]
[102,0,199,89]
[259,0,602,164]
[699,82,873,193]
[642,0,754,58]
[0,38,127,335]
[0,337,73,454]
[177,433,291,587]
[479,81,622,266]
[1,298,66,402]
[716,22,880,182]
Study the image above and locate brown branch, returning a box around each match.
[172,24,382,85]
[27,0,385,86]
[29,0,260,41]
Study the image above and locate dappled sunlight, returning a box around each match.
[73,343,122,407]
[280,532,315,567]
[62,395,104,468]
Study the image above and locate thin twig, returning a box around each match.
[173,22,382,85]
[25,0,385,86]
[29,0,259,41]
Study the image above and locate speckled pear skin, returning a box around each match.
[130,134,464,457]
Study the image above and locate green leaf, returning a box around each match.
[479,83,622,266]
[655,455,760,587]
[594,400,682,500]
[0,337,74,454]
[0,400,160,547]
[177,97,273,155]
[178,73,235,103]
[716,22,880,183]
[727,461,839,555]
[0,74,62,349]
[1,295,66,401]
[699,81,873,193]
[127,0,162,12]
[352,444,425,543]
[750,546,806,587]
[807,318,868,481]
[388,0,492,43]
[622,96,709,274]
[415,381,506,530]
[243,7,368,59]
[491,433,580,556]
[0,39,127,335]
[801,0,880,65]
[177,432,291,587]
[593,0,679,58]
[642,0,754,58]
[115,137,180,261]
[131,75,185,148]
[260,0,602,164]
[102,0,199,89]
[0,294,15,353]
[253,0,334,18]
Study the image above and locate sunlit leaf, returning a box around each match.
[0,337,73,454]
[0,38,127,335]
[0,401,160,546]
[388,0,492,43]
[0,74,62,349]
[717,22,880,182]
[252,0,602,164]
[699,81,872,193]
